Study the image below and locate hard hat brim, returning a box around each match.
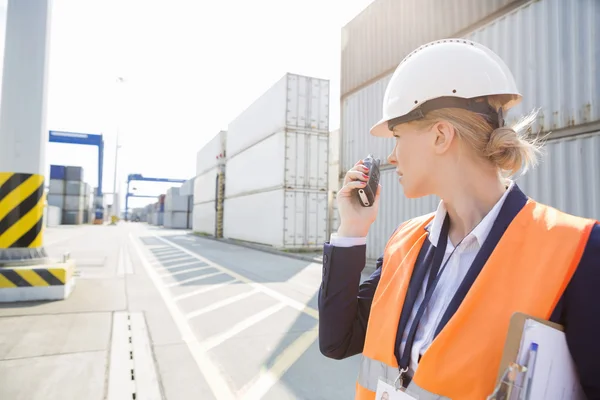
[370,118,394,138]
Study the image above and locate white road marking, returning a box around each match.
[160,260,205,271]
[165,271,223,288]
[130,233,237,400]
[155,255,192,264]
[130,313,162,400]
[160,265,211,278]
[200,303,286,352]
[239,329,319,400]
[155,236,319,319]
[186,288,259,320]
[173,280,236,302]
[107,312,136,400]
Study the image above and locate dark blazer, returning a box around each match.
[318,184,600,399]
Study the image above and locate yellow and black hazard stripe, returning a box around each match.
[0,267,68,288]
[0,172,45,249]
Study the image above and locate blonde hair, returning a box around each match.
[414,96,544,177]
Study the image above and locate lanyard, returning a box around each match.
[397,214,474,381]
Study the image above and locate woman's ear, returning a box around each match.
[432,121,456,155]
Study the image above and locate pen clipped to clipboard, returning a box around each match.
[488,312,586,400]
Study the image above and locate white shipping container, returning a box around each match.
[196,130,227,176]
[223,189,328,249]
[193,167,219,204]
[179,178,195,197]
[193,202,216,235]
[45,205,61,227]
[226,130,328,198]
[164,211,189,229]
[227,73,329,159]
[165,187,189,212]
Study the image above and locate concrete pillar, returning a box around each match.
[0,0,52,264]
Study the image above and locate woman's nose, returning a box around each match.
[387,148,397,165]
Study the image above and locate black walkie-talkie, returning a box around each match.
[357,154,381,207]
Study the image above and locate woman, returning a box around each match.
[318,39,600,400]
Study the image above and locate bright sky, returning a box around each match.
[0,0,374,210]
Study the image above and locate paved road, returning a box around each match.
[0,223,361,400]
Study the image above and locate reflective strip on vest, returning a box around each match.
[358,355,451,400]
[405,382,451,400]
[357,355,399,391]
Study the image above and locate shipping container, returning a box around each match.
[47,194,63,208]
[341,74,394,173]
[515,131,600,221]
[65,166,83,182]
[223,188,328,249]
[341,0,521,97]
[65,181,85,196]
[49,165,65,180]
[62,210,83,225]
[164,211,189,229]
[464,0,600,133]
[226,73,329,159]
[45,205,61,227]
[165,187,190,212]
[192,202,216,235]
[63,195,85,211]
[48,179,65,195]
[179,178,195,197]
[340,0,600,173]
[196,130,227,176]
[193,167,219,204]
[226,130,328,198]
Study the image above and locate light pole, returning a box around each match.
[112,77,125,221]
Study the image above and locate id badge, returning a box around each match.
[375,379,417,400]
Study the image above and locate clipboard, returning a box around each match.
[495,312,564,385]
[489,311,586,400]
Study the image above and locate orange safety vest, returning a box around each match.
[355,199,596,400]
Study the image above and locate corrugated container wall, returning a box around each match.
[196,130,227,176]
[226,73,329,159]
[193,202,216,235]
[341,0,600,173]
[226,130,328,198]
[223,189,328,249]
[179,178,195,197]
[515,132,600,221]
[194,167,219,205]
[341,0,520,96]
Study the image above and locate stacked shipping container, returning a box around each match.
[223,73,330,249]
[46,165,92,225]
[193,130,226,236]
[164,186,191,229]
[340,0,600,260]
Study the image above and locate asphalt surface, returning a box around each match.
[0,223,362,400]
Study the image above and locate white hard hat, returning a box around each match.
[370,39,522,138]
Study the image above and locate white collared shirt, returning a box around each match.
[330,181,514,374]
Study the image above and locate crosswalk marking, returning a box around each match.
[186,288,259,320]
